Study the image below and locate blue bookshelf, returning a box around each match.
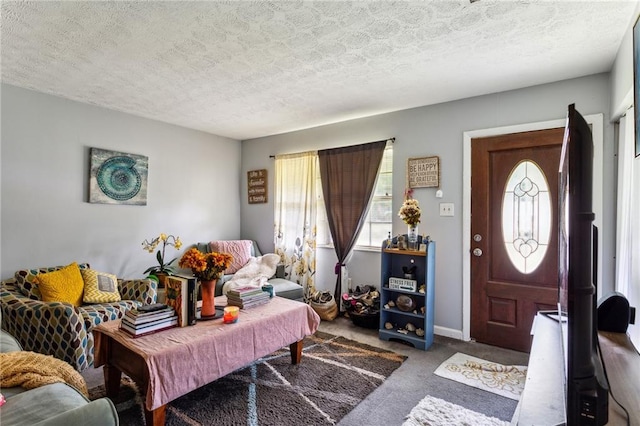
[379,237,435,350]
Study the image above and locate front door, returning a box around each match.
[470,128,563,353]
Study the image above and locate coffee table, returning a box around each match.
[93,296,320,425]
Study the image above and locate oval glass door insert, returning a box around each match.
[502,160,551,274]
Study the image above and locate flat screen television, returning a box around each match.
[558,103,608,425]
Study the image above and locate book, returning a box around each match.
[120,316,178,337]
[165,275,197,327]
[174,274,198,325]
[226,292,270,309]
[136,303,170,314]
[227,286,264,298]
[226,292,269,304]
[126,305,173,317]
[123,309,176,325]
[165,276,187,327]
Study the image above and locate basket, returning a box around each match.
[348,310,380,329]
[310,298,338,321]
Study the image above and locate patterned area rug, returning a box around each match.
[402,395,509,426]
[89,331,406,426]
[433,352,527,400]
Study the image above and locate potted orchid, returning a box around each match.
[142,233,183,277]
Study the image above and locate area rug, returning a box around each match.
[89,331,406,426]
[402,395,509,426]
[433,352,527,400]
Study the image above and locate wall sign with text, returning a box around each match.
[407,156,440,188]
[247,169,268,204]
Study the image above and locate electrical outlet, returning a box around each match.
[440,203,454,217]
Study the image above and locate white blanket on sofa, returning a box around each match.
[222,254,280,295]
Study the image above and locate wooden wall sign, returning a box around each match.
[247,169,268,204]
[407,156,440,188]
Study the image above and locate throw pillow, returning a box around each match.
[15,263,90,300]
[81,269,121,303]
[34,262,85,306]
[209,240,253,274]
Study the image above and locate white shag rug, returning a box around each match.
[433,352,527,400]
[403,395,509,426]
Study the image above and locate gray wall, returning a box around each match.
[241,73,615,335]
[1,84,242,280]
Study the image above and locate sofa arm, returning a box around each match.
[118,278,157,305]
[31,398,118,426]
[1,281,89,371]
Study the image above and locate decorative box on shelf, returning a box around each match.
[388,277,417,292]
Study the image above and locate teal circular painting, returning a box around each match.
[96,156,142,201]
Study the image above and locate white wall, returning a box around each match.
[1,84,242,280]
[610,8,640,349]
[241,74,615,335]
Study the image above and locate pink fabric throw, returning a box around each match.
[94,296,320,411]
[209,240,253,274]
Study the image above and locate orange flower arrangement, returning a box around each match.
[178,248,233,281]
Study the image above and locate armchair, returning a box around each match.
[1,264,157,372]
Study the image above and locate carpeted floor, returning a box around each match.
[318,317,529,426]
[84,316,529,425]
[88,330,406,426]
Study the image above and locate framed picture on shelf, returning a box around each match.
[634,15,640,157]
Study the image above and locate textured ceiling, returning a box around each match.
[1,1,637,140]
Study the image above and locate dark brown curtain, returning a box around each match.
[318,140,387,304]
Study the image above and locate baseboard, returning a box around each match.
[434,325,464,340]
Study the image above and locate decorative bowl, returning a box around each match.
[396,295,416,312]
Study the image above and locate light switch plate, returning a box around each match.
[440,202,454,217]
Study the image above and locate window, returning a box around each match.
[316,144,393,249]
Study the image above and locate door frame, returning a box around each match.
[462,114,604,342]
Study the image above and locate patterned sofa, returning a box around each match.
[0,263,157,372]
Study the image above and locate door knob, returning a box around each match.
[473,248,483,257]
[473,234,482,242]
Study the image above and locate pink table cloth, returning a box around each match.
[94,296,320,411]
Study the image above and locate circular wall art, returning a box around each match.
[89,148,148,205]
[97,156,142,201]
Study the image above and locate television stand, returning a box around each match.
[511,313,565,425]
[512,313,640,425]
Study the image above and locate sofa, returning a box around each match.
[0,328,119,426]
[0,262,157,372]
[196,240,304,301]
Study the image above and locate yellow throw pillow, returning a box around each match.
[34,262,85,306]
[81,269,121,303]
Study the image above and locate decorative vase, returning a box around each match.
[199,279,218,318]
[408,224,418,249]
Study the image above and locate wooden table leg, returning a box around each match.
[103,363,122,398]
[145,404,166,426]
[289,339,303,364]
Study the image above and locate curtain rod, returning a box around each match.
[269,137,395,159]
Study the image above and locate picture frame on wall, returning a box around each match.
[634,14,640,157]
[407,156,440,188]
[89,148,149,205]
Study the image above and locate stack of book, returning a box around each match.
[120,303,178,337]
[226,286,270,309]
